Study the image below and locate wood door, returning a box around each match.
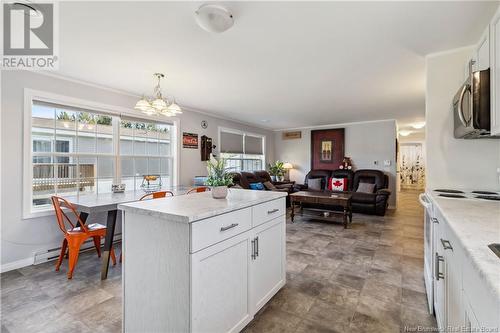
[191,232,252,333]
[310,129,344,170]
[250,217,286,313]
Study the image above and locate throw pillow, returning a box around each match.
[249,182,265,190]
[308,178,323,190]
[357,182,375,193]
[263,181,277,190]
[328,177,348,191]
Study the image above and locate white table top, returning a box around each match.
[118,188,287,223]
[63,186,193,213]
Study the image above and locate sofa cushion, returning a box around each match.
[351,192,377,204]
[308,178,322,190]
[249,182,265,190]
[328,177,348,191]
[357,182,375,193]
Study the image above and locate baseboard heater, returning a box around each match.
[33,233,122,265]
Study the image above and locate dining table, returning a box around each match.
[63,186,193,280]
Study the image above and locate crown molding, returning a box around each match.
[273,119,396,132]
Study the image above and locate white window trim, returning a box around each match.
[217,126,266,169]
[23,88,180,219]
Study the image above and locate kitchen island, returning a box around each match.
[118,189,287,333]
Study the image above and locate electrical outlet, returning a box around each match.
[373,160,378,165]
[384,160,391,166]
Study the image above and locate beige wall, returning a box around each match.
[274,120,398,207]
[425,48,500,191]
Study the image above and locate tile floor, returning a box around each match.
[1,189,436,333]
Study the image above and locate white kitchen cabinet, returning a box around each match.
[250,216,286,312]
[433,208,446,331]
[491,6,500,135]
[120,192,287,333]
[475,26,490,71]
[442,223,465,330]
[191,232,253,333]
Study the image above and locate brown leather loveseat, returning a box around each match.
[295,169,391,216]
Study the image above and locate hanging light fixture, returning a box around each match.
[134,73,183,117]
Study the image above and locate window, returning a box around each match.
[27,96,176,216]
[219,128,265,172]
[120,120,173,191]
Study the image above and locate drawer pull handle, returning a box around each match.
[435,252,444,280]
[441,239,453,251]
[267,209,279,214]
[255,236,259,257]
[220,223,239,232]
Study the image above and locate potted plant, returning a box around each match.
[205,156,233,199]
[268,161,285,182]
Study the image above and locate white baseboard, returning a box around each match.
[1,257,34,273]
[1,234,122,273]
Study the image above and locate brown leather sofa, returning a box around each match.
[229,170,294,205]
[295,169,391,216]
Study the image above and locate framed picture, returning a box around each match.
[320,140,333,161]
[311,128,344,170]
[183,132,199,149]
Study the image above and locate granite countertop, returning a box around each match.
[118,189,287,223]
[429,192,500,299]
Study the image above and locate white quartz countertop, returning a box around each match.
[429,192,500,298]
[118,189,287,223]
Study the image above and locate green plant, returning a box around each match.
[268,161,285,177]
[205,156,234,187]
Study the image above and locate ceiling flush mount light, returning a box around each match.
[195,4,234,33]
[134,73,183,117]
[399,130,412,137]
[412,122,426,129]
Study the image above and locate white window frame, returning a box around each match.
[23,89,180,219]
[217,126,266,172]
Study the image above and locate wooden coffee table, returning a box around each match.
[289,191,353,228]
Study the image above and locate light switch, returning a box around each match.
[384,160,391,166]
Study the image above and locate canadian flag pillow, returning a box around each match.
[328,177,348,191]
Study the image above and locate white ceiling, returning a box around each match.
[57,1,499,130]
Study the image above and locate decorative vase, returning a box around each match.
[271,175,277,182]
[276,175,285,182]
[212,186,228,199]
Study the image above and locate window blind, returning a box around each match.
[220,131,244,154]
[244,135,263,155]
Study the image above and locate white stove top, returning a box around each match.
[431,189,500,201]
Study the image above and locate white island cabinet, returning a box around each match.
[118,189,287,333]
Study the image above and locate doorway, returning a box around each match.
[399,143,425,190]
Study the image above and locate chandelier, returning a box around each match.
[134,73,183,117]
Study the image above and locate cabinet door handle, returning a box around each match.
[441,238,453,251]
[435,252,444,280]
[267,209,279,214]
[220,223,239,232]
[432,218,439,224]
[251,239,256,260]
[255,236,259,257]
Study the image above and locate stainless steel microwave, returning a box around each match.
[453,69,496,139]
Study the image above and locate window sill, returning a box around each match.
[23,209,55,220]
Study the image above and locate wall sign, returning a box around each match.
[183,132,199,149]
[282,131,302,140]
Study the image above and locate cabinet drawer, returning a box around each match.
[190,208,252,253]
[252,199,285,227]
